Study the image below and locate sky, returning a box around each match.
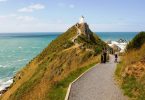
[0,0,145,32]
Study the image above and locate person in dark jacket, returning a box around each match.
[114,53,118,63]
[101,52,104,63]
[103,48,107,63]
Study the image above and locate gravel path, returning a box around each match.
[69,55,128,100]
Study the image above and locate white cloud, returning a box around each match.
[0,0,7,2]
[0,14,144,32]
[18,4,45,13]
[0,14,69,32]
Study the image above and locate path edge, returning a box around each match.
[64,64,98,100]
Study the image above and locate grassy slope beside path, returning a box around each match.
[48,63,96,100]
[115,32,145,100]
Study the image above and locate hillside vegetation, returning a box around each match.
[126,31,145,50]
[115,32,145,100]
[1,23,107,100]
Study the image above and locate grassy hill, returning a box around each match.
[115,32,145,100]
[126,31,145,50]
[1,23,107,100]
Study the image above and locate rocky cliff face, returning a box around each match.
[1,22,107,100]
[75,23,92,40]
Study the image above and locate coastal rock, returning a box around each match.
[112,44,121,52]
[72,23,93,44]
[0,86,9,95]
[117,38,127,43]
[108,40,127,53]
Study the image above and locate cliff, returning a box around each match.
[1,22,107,100]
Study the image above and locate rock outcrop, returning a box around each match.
[72,22,93,43]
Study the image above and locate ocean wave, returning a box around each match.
[0,64,8,68]
[17,59,27,62]
[0,59,27,69]
[0,78,13,91]
[18,46,22,49]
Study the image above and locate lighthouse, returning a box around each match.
[79,16,85,24]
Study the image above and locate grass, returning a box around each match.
[9,62,47,100]
[115,43,145,100]
[47,63,96,100]
[126,32,145,50]
[2,23,106,100]
[120,75,145,100]
[115,64,145,100]
[115,63,122,79]
[37,26,77,62]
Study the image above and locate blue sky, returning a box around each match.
[0,0,145,32]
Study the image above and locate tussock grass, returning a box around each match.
[115,43,145,100]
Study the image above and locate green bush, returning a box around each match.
[126,32,145,50]
[95,47,102,54]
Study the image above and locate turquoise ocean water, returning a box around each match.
[0,32,137,90]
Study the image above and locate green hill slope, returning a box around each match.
[1,23,107,100]
[115,32,145,100]
[126,31,145,50]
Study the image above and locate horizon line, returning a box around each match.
[0,31,140,34]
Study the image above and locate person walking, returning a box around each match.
[103,48,107,63]
[101,52,104,63]
[114,53,118,63]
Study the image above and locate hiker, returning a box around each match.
[114,53,118,63]
[101,52,104,63]
[103,48,107,63]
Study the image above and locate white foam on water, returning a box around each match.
[17,59,27,62]
[0,64,8,68]
[0,78,13,91]
[18,46,22,49]
[0,65,2,67]
[108,41,127,53]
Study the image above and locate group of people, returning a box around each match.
[101,48,118,63]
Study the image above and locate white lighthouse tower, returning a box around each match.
[79,16,85,24]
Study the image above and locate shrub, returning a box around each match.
[126,32,145,50]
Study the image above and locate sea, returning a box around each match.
[0,32,138,91]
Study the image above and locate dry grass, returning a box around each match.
[115,43,145,100]
[1,45,100,100]
[1,24,106,100]
[123,45,145,65]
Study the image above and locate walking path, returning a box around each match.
[69,55,128,100]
